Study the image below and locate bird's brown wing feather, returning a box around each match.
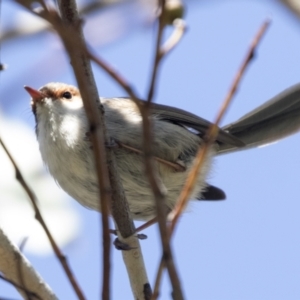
[147,101,245,147]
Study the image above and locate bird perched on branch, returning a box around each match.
[25,83,300,221]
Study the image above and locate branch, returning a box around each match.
[27,0,150,298]
[89,16,186,298]
[116,234,152,300]
[89,2,187,295]
[16,0,186,298]
[169,18,271,234]
[279,0,300,19]
[147,1,185,104]
[0,137,85,300]
[144,1,185,299]
[0,228,57,300]
[151,19,271,298]
[1,0,126,43]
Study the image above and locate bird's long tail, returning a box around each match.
[218,83,300,155]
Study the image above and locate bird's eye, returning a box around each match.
[62,91,72,99]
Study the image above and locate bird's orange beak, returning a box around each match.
[24,86,43,101]
[24,86,45,114]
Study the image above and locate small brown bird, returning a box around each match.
[25,82,300,220]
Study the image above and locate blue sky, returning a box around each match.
[0,1,300,299]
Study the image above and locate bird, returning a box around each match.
[24,82,300,221]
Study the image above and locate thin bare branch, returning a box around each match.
[169,19,271,234]
[145,1,185,298]
[117,141,185,171]
[89,48,156,300]
[35,1,150,299]
[89,1,187,294]
[150,19,271,298]
[0,138,85,300]
[88,50,141,107]
[146,2,185,103]
[135,217,158,233]
[17,0,186,298]
[90,20,185,299]
[2,0,126,43]
[146,0,166,104]
[151,260,165,300]
[89,49,168,210]
[17,3,150,297]
[54,1,111,299]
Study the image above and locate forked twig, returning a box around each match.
[0,138,85,300]
[29,1,150,298]
[147,17,186,105]
[147,0,167,104]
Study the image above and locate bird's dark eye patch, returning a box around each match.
[62,91,72,99]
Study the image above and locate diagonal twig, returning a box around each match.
[117,141,186,172]
[151,19,271,299]
[0,137,85,300]
[144,1,186,298]
[89,8,187,298]
[18,0,186,298]
[51,1,113,299]
[169,18,271,235]
[27,1,150,299]
[0,274,41,300]
[89,1,188,294]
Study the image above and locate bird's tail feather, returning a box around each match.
[217,83,300,155]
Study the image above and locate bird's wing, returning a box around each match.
[146,101,245,147]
